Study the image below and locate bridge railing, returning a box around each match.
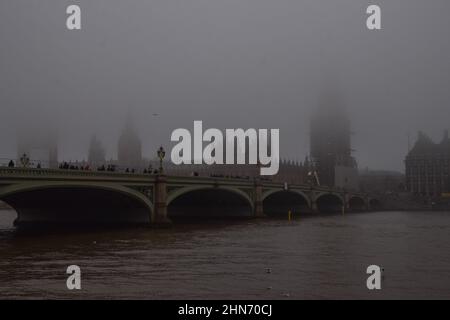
[0,166,155,180]
[0,167,266,185]
[0,166,370,198]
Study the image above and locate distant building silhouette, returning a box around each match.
[17,127,58,168]
[405,130,450,197]
[118,116,142,169]
[88,135,106,167]
[310,92,358,189]
[359,168,405,194]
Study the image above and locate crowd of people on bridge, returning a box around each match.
[4,157,273,181]
[58,162,159,175]
[4,158,157,175]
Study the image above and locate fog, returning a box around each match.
[1,0,449,171]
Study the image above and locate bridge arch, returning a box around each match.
[167,186,254,219]
[0,182,154,225]
[262,189,311,216]
[348,196,366,212]
[315,193,344,213]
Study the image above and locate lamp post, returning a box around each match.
[20,153,30,168]
[157,146,166,174]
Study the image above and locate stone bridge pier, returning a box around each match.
[253,179,265,217]
[153,175,171,225]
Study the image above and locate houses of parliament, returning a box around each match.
[405,130,450,198]
[15,101,361,191]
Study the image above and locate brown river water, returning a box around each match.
[0,209,449,299]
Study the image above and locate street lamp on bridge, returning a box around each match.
[157,146,166,174]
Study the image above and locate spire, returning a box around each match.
[304,156,310,167]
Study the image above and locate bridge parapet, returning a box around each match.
[0,167,156,182]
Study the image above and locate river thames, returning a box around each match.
[0,209,449,299]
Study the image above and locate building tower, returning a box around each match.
[118,115,142,169]
[310,91,358,189]
[405,130,450,197]
[88,135,106,167]
[17,127,58,168]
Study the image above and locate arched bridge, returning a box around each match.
[0,168,380,226]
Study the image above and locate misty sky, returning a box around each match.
[1,0,450,171]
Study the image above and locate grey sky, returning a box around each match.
[1,0,449,171]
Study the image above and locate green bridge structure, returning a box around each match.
[0,167,381,226]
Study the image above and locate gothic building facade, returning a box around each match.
[405,130,450,197]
